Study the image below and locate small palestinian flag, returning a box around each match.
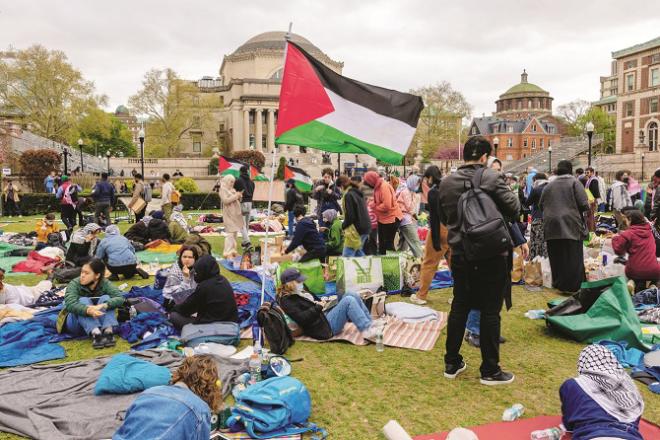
[284,165,313,192]
[218,156,244,177]
[250,165,269,182]
[275,42,424,165]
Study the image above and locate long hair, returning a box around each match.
[276,281,296,299]
[177,245,199,268]
[171,355,221,412]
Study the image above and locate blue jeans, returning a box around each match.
[65,295,118,336]
[325,292,372,335]
[342,234,369,257]
[466,310,480,335]
[287,211,295,237]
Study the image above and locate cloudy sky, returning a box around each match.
[2,0,659,119]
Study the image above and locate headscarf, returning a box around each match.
[174,204,184,212]
[193,254,220,283]
[105,225,120,236]
[141,215,153,226]
[322,209,338,224]
[406,175,421,192]
[151,211,164,220]
[574,345,644,423]
[70,223,101,244]
[221,175,235,191]
[171,205,189,231]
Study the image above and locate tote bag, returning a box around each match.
[336,256,384,294]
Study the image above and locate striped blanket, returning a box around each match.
[242,313,447,352]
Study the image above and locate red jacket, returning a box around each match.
[612,223,660,281]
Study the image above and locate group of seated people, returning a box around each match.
[124,207,190,247]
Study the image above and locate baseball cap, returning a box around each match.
[280,268,306,284]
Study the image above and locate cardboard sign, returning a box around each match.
[252,180,285,202]
[2,168,11,176]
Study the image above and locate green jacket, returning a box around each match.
[326,218,344,253]
[57,277,124,333]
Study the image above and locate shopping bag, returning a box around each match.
[381,253,404,292]
[401,253,422,289]
[511,246,524,283]
[539,257,553,288]
[277,260,325,296]
[523,259,543,286]
[336,256,384,294]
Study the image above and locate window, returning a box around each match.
[650,97,659,113]
[507,138,512,147]
[471,127,476,135]
[624,59,637,70]
[528,99,533,108]
[649,122,658,151]
[627,74,635,92]
[625,102,634,117]
[523,138,528,147]
[651,68,660,87]
[652,54,660,64]
[531,139,536,149]
[249,112,255,124]
[192,137,201,152]
[517,100,522,110]
[531,123,537,132]
[507,125,513,133]
[540,138,544,147]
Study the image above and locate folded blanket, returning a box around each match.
[385,302,440,323]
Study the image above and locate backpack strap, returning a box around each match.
[470,166,486,190]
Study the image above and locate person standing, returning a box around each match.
[234,165,254,248]
[363,171,403,254]
[649,169,660,221]
[160,173,175,221]
[525,173,549,259]
[56,176,81,239]
[218,175,243,259]
[438,136,519,385]
[583,167,600,232]
[312,168,341,228]
[2,180,21,217]
[540,160,590,293]
[284,179,304,238]
[395,174,423,257]
[44,171,56,194]
[128,173,146,222]
[91,172,115,226]
[336,175,371,257]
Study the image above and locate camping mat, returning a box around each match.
[145,243,182,253]
[241,313,447,351]
[413,415,660,440]
[136,250,178,264]
[0,256,31,273]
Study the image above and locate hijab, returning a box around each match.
[322,209,338,224]
[574,345,644,423]
[71,223,101,244]
[406,175,421,192]
[193,254,220,283]
[105,225,120,236]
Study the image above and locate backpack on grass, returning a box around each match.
[457,167,513,262]
[257,302,294,355]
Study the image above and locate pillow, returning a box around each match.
[94,353,171,395]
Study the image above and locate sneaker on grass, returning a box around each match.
[480,370,515,386]
[409,294,427,305]
[92,333,105,349]
[444,361,467,379]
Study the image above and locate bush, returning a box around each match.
[209,157,219,175]
[232,150,265,172]
[180,192,221,210]
[175,177,199,193]
[19,149,62,192]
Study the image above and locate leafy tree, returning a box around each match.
[175,177,199,193]
[69,108,136,157]
[19,149,61,191]
[209,157,219,175]
[232,150,266,172]
[409,81,472,160]
[556,99,591,135]
[576,107,616,154]
[276,156,287,180]
[0,45,105,143]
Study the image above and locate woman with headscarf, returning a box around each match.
[363,171,403,254]
[560,345,644,440]
[321,208,343,256]
[125,215,152,244]
[170,255,238,330]
[395,174,423,257]
[65,223,102,266]
[168,205,189,243]
[95,225,149,281]
[218,175,243,258]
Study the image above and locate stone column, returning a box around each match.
[267,109,275,152]
[255,108,263,152]
[243,109,250,149]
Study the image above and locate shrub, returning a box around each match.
[180,192,221,210]
[276,156,286,180]
[19,149,61,191]
[174,177,199,193]
[209,157,219,175]
[232,150,265,172]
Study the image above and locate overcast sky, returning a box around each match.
[2,0,659,119]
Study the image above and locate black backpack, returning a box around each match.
[279,294,333,341]
[457,167,513,262]
[257,302,294,355]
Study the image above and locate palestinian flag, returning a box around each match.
[275,42,424,165]
[218,156,244,177]
[284,165,313,192]
[250,165,269,182]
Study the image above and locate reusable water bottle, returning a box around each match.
[502,403,524,421]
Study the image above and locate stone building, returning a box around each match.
[113,105,141,147]
[593,61,619,118]
[468,71,561,161]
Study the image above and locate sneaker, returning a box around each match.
[92,333,105,349]
[108,274,120,282]
[499,335,507,344]
[103,333,116,348]
[361,324,378,340]
[444,361,467,379]
[480,370,515,386]
[409,294,427,305]
[465,332,480,348]
[136,268,150,279]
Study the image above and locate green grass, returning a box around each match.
[0,215,658,439]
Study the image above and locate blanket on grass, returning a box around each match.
[0,306,65,367]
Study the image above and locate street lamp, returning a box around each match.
[106,150,112,174]
[138,128,145,177]
[63,147,69,175]
[585,121,594,166]
[548,146,553,173]
[493,136,499,158]
[642,153,646,181]
[77,138,84,173]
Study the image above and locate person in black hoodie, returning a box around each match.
[284,179,304,238]
[335,175,371,257]
[312,168,341,227]
[234,165,255,247]
[284,205,326,263]
[169,255,238,330]
[147,211,171,242]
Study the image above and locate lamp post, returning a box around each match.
[77,138,84,173]
[548,146,552,173]
[493,136,499,158]
[63,147,69,175]
[337,153,341,177]
[106,150,111,174]
[642,153,646,181]
[586,121,594,166]
[138,129,145,177]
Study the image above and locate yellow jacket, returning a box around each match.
[36,220,59,243]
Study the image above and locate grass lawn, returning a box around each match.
[0,215,658,439]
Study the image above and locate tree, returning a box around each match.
[409,82,472,160]
[232,150,266,172]
[556,99,591,135]
[576,107,616,154]
[0,45,105,143]
[276,156,287,180]
[19,149,61,191]
[69,108,137,157]
[129,69,211,157]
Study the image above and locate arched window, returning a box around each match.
[649,121,659,151]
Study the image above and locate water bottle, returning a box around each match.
[502,403,524,421]
[118,283,128,290]
[248,347,262,385]
[524,309,545,319]
[530,425,565,440]
[375,323,385,352]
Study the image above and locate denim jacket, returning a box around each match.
[95,234,137,267]
[113,384,211,440]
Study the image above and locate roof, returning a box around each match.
[115,105,129,115]
[471,116,556,135]
[500,70,548,98]
[232,31,325,57]
[593,95,617,106]
[612,35,660,59]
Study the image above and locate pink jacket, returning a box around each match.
[364,172,403,225]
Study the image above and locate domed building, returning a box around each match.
[495,70,553,119]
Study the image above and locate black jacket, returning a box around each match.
[584,177,600,200]
[525,182,548,221]
[148,219,170,241]
[437,164,520,254]
[173,255,238,324]
[341,186,371,235]
[427,184,443,251]
[285,216,326,255]
[234,172,255,203]
[312,181,341,215]
[125,222,149,244]
[284,187,304,212]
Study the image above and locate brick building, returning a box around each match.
[468,71,561,161]
[113,105,141,148]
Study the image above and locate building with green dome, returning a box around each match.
[495,70,554,119]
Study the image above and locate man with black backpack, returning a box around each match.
[438,136,520,386]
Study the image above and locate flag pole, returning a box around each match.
[256,22,292,345]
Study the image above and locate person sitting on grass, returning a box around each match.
[58,258,125,349]
[65,223,102,267]
[95,225,149,281]
[125,215,151,245]
[321,209,344,257]
[147,211,171,242]
[163,245,199,307]
[284,205,327,263]
[169,255,238,331]
[35,213,59,250]
[0,268,52,306]
[169,204,190,243]
[113,355,220,440]
[560,344,644,440]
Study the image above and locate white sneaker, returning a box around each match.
[361,324,378,340]
[409,294,427,305]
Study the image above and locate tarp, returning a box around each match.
[546,276,648,351]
